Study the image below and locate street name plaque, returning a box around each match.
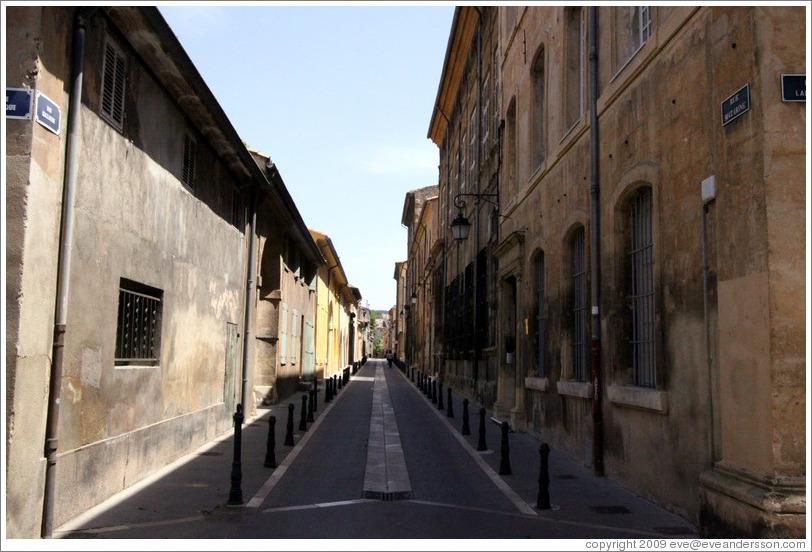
[721,84,750,126]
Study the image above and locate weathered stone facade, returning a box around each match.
[5,6,360,538]
[425,5,805,537]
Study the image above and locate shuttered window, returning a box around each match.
[182,133,197,190]
[100,36,126,130]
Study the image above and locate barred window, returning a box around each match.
[115,279,162,366]
[629,188,655,387]
[572,228,587,382]
[182,133,197,190]
[100,36,126,130]
[537,253,546,377]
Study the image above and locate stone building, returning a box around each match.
[4,6,348,538]
[392,261,408,362]
[310,230,362,379]
[400,186,439,369]
[425,5,805,538]
[249,150,324,406]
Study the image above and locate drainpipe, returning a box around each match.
[588,6,604,477]
[241,189,258,416]
[41,8,95,538]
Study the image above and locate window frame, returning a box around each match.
[115,279,163,367]
[100,34,127,131]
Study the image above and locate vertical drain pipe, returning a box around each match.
[241,189,258,417]
[588,6,604,477]
[41,8,94,538]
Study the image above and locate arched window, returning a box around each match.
[536,252,546,377]
[627,187,655,387]
[571,227,587,382]
[531,45,546,169]
[564,7,584,130]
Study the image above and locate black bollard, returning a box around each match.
[307,389,315,423]
[312,379,318,412]
[499,421,512,475]
[264,415,277,468]
[462,399,471,435]
[337,372,343,390]
[333,375,338,395]
[227,404,244,505]
[431,379,437,403]
[437,382,444,410]
[536,443,551,509]
[410,366,414,381]
[299,394,308,431]
[477,407,487,451]
[325,376,333,403]
[446,387,454,417]
[284,403,295,446]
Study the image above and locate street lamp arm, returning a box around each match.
[453,193,499,210]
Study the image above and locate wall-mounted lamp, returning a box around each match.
[451,193,499,241]
[410,289,418,305]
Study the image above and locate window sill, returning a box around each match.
[525,377,549,392]
[556,380,592,399]
[607,385,668,414]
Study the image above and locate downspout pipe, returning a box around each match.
[42,8,95,538]
[588,6,605,477]
[241,190,259,416]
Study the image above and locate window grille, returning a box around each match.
[469,108,477,183]
[115,280,162,365]
[572,228,587,381]
[182,133,197,189]
[629,188,655,387]
[460,132,467,192]
[482,75,490,148]
[100,36,126,130]
[280,302,288,363]
[537,253,546,377]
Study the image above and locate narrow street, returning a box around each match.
[55,359,698,541]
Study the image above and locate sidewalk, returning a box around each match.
[53,359,699,540]
[396,363,699,538]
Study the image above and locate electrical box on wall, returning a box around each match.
[702,175,716,203]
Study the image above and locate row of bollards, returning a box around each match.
[403,364,552,511]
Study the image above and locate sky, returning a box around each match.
[158,3,456,311]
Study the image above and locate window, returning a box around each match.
[615,6,651,70]
[460,131,467,192]
[482,74,490,149]
[115,279,162,366]
[469,108,477,185]
[291,308,298,364]
[571,228,587,382]
[531,46,546,170]
[182,133,197,190]
[628,188,655,387]
[280,302,288,363]
[537,253,546,377]
[100,36,126,130]
[564,8,584,130]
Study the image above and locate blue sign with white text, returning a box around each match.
[36,91,60,135]
[6,88,32,119]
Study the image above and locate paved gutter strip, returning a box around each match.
[363,366,413,500]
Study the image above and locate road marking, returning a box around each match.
[52,515,207,536]
[246,377,348,508]
[262,499,377,513]
[398,369,538,517]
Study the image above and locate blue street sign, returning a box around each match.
[721,84,750,127]
[6,88,33,119]
[35,91,61,135]
[781,74,805,102]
